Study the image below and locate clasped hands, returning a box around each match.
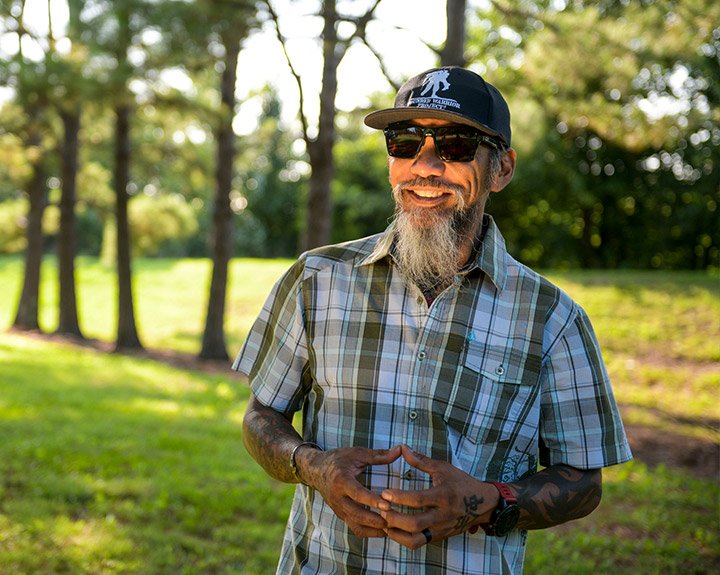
[296,443,499,549]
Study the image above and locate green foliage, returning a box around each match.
[0,199,28,253]
[2,0,718,270]
[129,193,199,257]
[332,115,395,243]
[470,0,719,270]
[236,87,306,257]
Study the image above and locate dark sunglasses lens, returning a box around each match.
[436,129,480,162]
[385,128,423,158]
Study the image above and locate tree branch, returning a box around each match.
[262,0,311,145]
[356,35,402,92]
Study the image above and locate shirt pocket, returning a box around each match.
[439,343,540,477]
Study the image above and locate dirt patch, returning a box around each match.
[624,423,719,480]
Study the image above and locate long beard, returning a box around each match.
[392,178,483,294]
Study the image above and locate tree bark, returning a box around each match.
[301,0,339,251]
[114,103,143,350]
[199,32,241,361]
[13,107,47,332]
[441,0,467,67]
[56,107,84,338]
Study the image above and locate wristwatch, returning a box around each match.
[480,482,520,537]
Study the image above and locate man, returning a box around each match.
[234,66,632,575]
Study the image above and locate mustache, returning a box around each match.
[394,176,466,197]
[393,177,466,212]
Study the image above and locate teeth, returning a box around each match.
[412,189,443,198]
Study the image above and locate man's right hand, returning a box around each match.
[296,444,402,538]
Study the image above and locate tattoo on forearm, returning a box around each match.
[514,465,602,530]
[454,494,484,531]
[243,399,301,482]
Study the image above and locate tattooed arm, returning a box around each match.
[242,394,402,537]
[511,464,602,530]
[242,395,302,483]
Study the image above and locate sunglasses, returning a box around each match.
[383,124,504,162]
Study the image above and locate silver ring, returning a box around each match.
[422,528,432,544]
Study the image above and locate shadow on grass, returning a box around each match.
[0,334,292,574]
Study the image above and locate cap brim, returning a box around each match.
[364,107,504,142]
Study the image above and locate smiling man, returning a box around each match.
[235,66,632,575]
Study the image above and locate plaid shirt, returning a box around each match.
[234,216,632,575]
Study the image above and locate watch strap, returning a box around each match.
[489,481,517,504]
[470,482,518,535]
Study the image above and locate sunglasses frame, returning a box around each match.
[383,124,505,163]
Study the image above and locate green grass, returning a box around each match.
[0,256,293,354]
[0,257,718,573]
[0,332,294,574]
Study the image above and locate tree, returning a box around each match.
[1,0,53,332]
[265,0,383,251]
[112,2,143,350]
[56,106,83,337]
[196,0,257,360]
[12,105,48,331]
[441,0,467,66]
[55,0,89,338]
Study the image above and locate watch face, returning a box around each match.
[493,504,520,537]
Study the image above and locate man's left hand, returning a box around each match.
[378,445,499,549]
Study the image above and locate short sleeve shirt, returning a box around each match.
[234,216,632,575]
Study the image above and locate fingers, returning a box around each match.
[313,445,404,537]
[365,444,403,465]
[385,527,434,550]
[339,495,389,535]
[399,444,438,474]
[381,504,438,534]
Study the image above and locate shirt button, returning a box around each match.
[495,365,505,376]
[403,470,414,480]
[417,296,424,305]
[409,410,418,420]
[417,351,427,360]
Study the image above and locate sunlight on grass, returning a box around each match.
[0,256,293,354]
[0,331,292,574]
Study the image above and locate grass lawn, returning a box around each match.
[0,257,718,573]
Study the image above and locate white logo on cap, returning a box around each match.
[421,70,450,98]
[408,70,461,111]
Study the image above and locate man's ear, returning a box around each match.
[490,148,517,193]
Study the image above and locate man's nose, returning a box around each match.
[411,135,445,177]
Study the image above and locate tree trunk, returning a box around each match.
[301,0,339,251]
[13,108,47,332]
[56,107,84,338]
[199,34,241,361]
[441,0,467,67]
[114,103,143,350]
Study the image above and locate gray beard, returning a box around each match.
[392,181,483,294]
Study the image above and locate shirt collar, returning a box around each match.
[357,215,509,292]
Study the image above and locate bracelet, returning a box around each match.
[290,441,323,483]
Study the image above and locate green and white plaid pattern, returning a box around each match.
[234,216,631,575]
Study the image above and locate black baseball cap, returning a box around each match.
[364,66,512,147]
